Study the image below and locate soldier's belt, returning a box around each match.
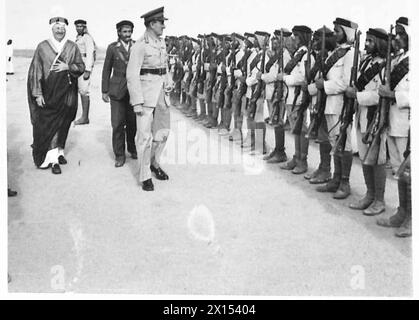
[140,68,167,75]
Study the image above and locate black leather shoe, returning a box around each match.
[142,179,154,191]
[58,155,67,165]
[150,165,169,180]
[8,188,17,197]
[115,158,125,168]
[51,164,62,174]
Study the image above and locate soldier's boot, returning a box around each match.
[202,101,213,125]
[74,95,90,125]
[218,109,228,135]
[309,142,332,184]
[377,178,408,228]
[229,119,243,141]
[316,155,341,193]
[241,119,254,149]
[220,108,232,136]
[197,99,207,121]
[364,165,386,216]
[395,180,411,238]
[280,134,299,170]
[265,126,287,163]
[250,122,267,155]
[186,97,198,117]
[333,151,353,199]
[349,164,375,210]
[292,134,309,174]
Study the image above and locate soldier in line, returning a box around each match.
[278,25,314,173]
[262,30,292,163]
[314,18,358,200]
[74,19,96,125]
[346,28,388,216]
[102,20,138,168]
[305,27,336,184]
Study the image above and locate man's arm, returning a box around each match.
[101,44,114,95]
[126,41,145,106]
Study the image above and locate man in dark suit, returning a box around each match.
[102,20,137,167]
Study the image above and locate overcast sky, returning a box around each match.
[4,0,413,49]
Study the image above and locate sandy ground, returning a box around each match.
[7,57,411,296]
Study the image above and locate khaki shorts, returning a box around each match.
[78,74,91,96]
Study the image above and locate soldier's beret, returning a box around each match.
[366,28,388,41]
[116,20,134,29]
[313,26,334,38]
[274,28,292,38]
[74,19,87,25]
[333,18,358,29]
[292,25,312,34]
[396,16,408,26]
[141,6,168,23]
[49,17,68,25]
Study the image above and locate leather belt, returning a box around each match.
[140,68,167,75]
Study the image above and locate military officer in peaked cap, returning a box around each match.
[126,7,173,192]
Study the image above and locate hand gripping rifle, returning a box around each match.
[332,30,361,155]
[306,26,327,140]
[248,31,269,120]
[363,25,394,166]
[292,33,313,135]
[270,29,288,126]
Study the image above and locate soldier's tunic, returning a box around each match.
[323,43,355,149]
[75,32,96,95]
[102,39,137,161]
[354,54,384,160]
[387,50,409,172]
[127,29,172,182]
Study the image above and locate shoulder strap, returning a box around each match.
[355,60,386,91]
[284,49,306,75]
[323,47,351,77]
[390,56,409,90]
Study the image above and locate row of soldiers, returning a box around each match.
[164,17,410,238]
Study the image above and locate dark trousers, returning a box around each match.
[111,96,137,160]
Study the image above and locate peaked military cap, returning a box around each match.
[366,28,388,41]
[116,20,134,29]
[396,16,408,26]
[141,6,168,23]
[292,25,312,34]
[333,18,358,29]
[49,17,69,25]
[274,28,292,38]
[74,19,87,25]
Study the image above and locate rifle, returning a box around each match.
[206,34,217,103]
[270,29,287,125]
[197,35,207,95]
[332,30,361,154]
[224,34,238,109]
[248,32,269,120]
[185,39,194,92]
[306,26,327,140]
[217,35,228,109]
[292,34,313,134]
[363,25,394,166]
